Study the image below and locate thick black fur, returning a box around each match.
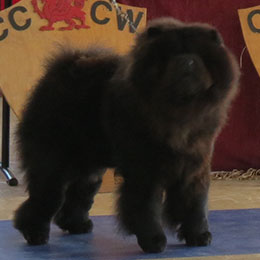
[14,17,240,253]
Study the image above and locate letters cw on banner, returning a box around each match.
[0,0,146,117]
[238,5,260,78]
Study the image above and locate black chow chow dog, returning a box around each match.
[14,17,240,253]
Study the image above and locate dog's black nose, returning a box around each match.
[175,55,201,72]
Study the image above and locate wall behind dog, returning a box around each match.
[0,0,19,10]
[1,0,259,172]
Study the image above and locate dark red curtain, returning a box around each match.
[1,0,260,171]
[119,0,260,171]
[0,0,4,10]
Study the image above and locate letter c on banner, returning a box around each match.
[248,9,260,33]
[8,6,31,31]
[91,1,112,25]
[0,17,8,41]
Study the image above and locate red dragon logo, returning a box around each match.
[31,0,90,31]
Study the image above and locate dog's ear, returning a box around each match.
[209,29,223,45]
[147,26,162,38]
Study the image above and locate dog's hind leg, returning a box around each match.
[54,169,105,234]
[14,166,67,245]
[163,181,186,229]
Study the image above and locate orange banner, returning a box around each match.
[0,0,146,117]
[238,5,260,78]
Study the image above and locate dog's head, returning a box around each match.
[128,17,239,106]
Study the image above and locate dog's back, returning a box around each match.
[17,47,121,179]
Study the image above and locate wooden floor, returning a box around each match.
[0,101,260,259]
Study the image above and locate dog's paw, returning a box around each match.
[180,231,212,247]
[63,219,93,234]
[54,213,93,234]
[14,222,50,245]
[14,201,50,245]
[137,233,167,253]
[22,228,50,245]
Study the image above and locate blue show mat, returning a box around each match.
[0,209,260,260]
